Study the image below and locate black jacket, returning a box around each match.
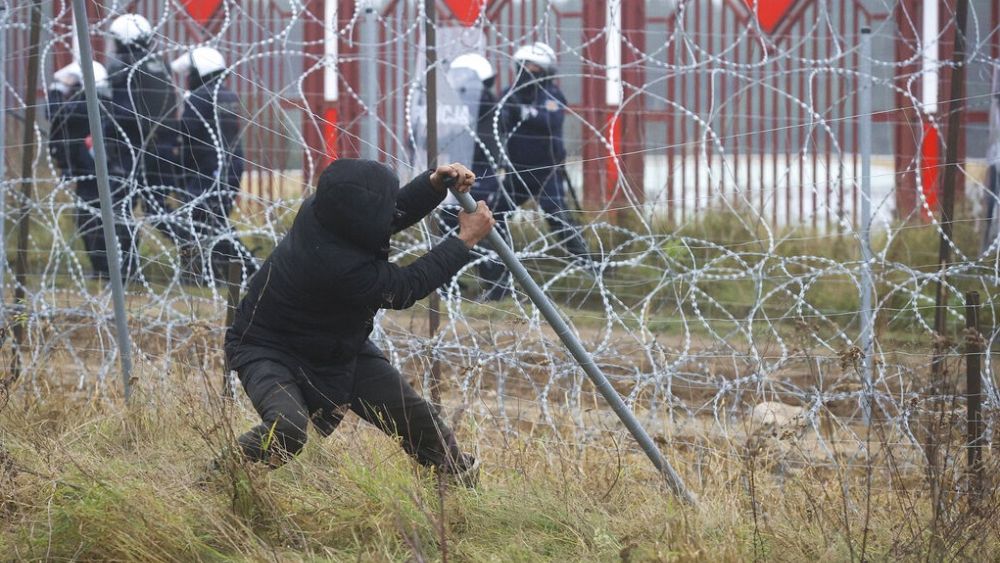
[500,80,567,170]
[104,47,178,171]
[225,160,470,389]
[176,77,244,194]
[47,88,95,177]
[472,89,501,176]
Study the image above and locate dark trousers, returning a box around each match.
[494,166,588,256]
[73,178,132,278]
[110,143,187,276]
[482,166,592,293]
[187,182,256,281]
[236,355,462,469]
[111,175,142,277]
[117,142,184,240]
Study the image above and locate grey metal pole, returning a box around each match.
[359,2,379,160]
[424,0,442,408]
[964,291,984,496]
[0,5,7,320]
[859,27,874,422]
[70,0,134,401]
[424,0,437,167]
[223,258,242,400]
[449,188,697,505]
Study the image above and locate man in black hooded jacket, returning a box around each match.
[225,159,493,478]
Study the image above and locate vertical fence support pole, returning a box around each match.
[359,1,379,160]
[0,5,7,322]
[10,1,43,385]
[964,291,983,497]
[424,0,442,409]
[859,27,875,423]
[223,259,242,399]
[931,0,969,378]
[70,0,135,401]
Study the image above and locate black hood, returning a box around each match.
[313,159,400,255]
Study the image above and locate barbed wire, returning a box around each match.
[0,0,997,472]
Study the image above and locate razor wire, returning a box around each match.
[1,0,999,467]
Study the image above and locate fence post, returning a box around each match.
[0,4,7,323]
[423,0,442,409]
[858,26,875,423]
[618,0,645,206]
[964,291,984,497]
[580,0,608,208]
[359,1,379,160]
[70,0,135,400]
[223,259,242,399]
[10,1,43,386]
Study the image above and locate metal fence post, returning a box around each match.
[70,0,135,400]
[859,27,874,423]
[359,1,379,160]
[0,4,7,322]
[964,291,984,497]
[424,0,443,409]
[223,259,242,399]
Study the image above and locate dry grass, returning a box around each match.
[1,374,998,562]
[2,176,997,560]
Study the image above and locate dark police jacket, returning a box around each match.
[47,88,94,178]
[500,81,567,170]
[225,160,470,402]
[104,48,177,169]
[176,78,244,194]
[471,89,501,176]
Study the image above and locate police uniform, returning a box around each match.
[104,45,182,273]
[176,72,254,281]
[497,77,590,258]
[469,87,502,200]
[47,85,126,277]
[431,54,506,297]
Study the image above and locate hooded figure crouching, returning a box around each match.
[224,159,493,482]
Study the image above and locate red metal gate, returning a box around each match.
[317,0,901,226]
[9,0,1000,225]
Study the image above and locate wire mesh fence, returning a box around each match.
[1,0,999,508]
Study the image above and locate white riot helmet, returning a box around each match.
[52,61,110,97]
[450,53,494,82]
[512,41,556,74]
[170,47,227,77]
[109,14,153,47]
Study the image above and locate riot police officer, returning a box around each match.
[489,42,592,300]
[47,62,126,279]
[171,47,255,282]
[104,13,182,275]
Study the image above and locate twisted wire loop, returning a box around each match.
[2,1,998,469]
